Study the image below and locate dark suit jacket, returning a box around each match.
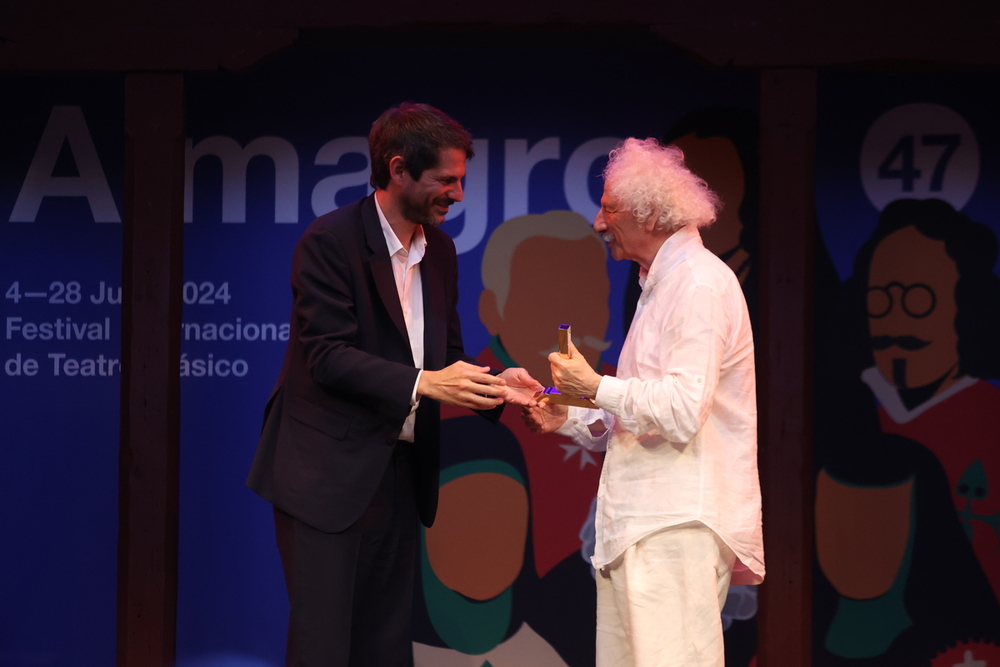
[247,194,497,533]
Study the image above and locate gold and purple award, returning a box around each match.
[534,324,597,408]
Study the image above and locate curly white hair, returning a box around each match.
[603,137,720,232]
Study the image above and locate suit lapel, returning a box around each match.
[361,195,409,344]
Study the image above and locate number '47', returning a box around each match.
[878,134,960,192]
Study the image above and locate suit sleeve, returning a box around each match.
[293,224,417,424]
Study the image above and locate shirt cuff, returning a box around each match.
[410,370,422,407]
[556,406,609,451]
[556,408,589,437]
[594,374,626,414]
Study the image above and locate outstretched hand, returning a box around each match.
[521,400,569,434]
[497,367,545,407]
[418,361,507,410]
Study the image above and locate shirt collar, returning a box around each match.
[374,192,427,260]
[640,224,702,290]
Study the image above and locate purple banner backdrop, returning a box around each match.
[1,76,124,667]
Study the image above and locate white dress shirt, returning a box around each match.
[559,224,765,585]
[375,192,426,442]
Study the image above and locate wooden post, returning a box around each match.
[117,72,185,667]
[757,67,817,667]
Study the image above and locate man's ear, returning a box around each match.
[389,155,407,184]
[642,208,660,233]
[479,290,503,336]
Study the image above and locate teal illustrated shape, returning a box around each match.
[956,459,990,541]
[420,534,513,655]
[824,474,916,659]
[825,591,913,658]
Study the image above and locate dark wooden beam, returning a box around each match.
[2,2,998,72]
[117,72,185,667]
[757,67,817,667]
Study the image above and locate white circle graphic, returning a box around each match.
[859,103,979,211]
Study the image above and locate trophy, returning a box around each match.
[534,324,597,408]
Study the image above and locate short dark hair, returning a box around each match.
[368,102,474,189]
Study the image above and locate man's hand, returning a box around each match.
[549,340,602,400]
[521,401,569,433]
[497,367,544,407]
[418,361,507,410]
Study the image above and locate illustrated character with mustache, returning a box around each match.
[811,197,1000,664]
[475,211,614,578]
[422,211,613,665]
[847,197,1000,603]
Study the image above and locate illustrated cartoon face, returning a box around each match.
[867,225,960,390]
[498,235,610,383]
[425,471,529,600]
[815,469,914,600]
[672,134,747,280]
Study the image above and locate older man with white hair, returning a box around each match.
[523,137,765,667]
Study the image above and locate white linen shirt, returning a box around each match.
[558,224,765,585]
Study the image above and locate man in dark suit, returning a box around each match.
[247,102,542,667]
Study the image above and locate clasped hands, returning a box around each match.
[418,361,544,410]
[523,340,603,433]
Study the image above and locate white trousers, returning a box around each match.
[595,521,736,667]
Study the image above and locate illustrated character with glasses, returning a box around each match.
[846,197,1000,602]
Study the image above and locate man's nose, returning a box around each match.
[593,210,606,232]
[450,180,464,203]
